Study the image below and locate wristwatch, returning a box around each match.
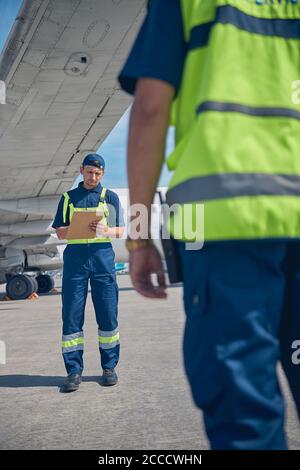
[125,237,153,252]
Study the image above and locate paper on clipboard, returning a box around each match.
[65,210,103,240]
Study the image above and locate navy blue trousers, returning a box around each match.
[61,244,119,375]
[177,240,300,450]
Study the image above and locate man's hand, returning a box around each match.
[89,220,108,234]
[89,220,124,238]
[129,244,167,299]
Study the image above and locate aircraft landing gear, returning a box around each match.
[36,274,55,294]
[6,274,37,300]
[4,272,55,300]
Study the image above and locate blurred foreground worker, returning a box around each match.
[52,154,125,392]
[119,0,300,449]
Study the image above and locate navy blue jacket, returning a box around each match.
[52,182,125,229]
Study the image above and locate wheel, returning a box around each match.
[36,274,55,294]
[6,274,35,300]
[30,277,38,293]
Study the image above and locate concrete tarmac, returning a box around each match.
[0,274,299,450]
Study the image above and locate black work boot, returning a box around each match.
[101,368,118,386]
[60,373,82,393]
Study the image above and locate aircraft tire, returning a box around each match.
[6,274,35,300]
[36,274,55,294]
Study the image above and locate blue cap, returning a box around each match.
[82,153,105,169]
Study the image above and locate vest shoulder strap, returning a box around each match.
[63,192,71,224]
[100,187,107,202]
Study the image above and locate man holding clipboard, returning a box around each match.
[52,154,125,393]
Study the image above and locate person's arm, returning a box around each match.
[128,77,175,225]
[109,226,125,238]
[118,0,185,298]
[55,226,69,240]
[89,224,125,238]
[127,77,175,298]
[52,196,69,239]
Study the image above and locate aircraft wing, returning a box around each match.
[0,0,145,205]
[0,0,145,277]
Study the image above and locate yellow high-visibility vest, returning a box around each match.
[63,187,111,244]
[166,0,300,242]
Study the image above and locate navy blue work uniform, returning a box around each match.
[118,0,300,450]
[52,181,125,375]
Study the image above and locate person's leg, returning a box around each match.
[178,240,287,450]
[61,245,89,375]
[280,241,300,419]
[90,246,120,371]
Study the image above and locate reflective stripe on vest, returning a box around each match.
[166,0,300,241]
[188,4,300,51]
[63,187,111,244]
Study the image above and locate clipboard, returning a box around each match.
[65,211,103,240]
